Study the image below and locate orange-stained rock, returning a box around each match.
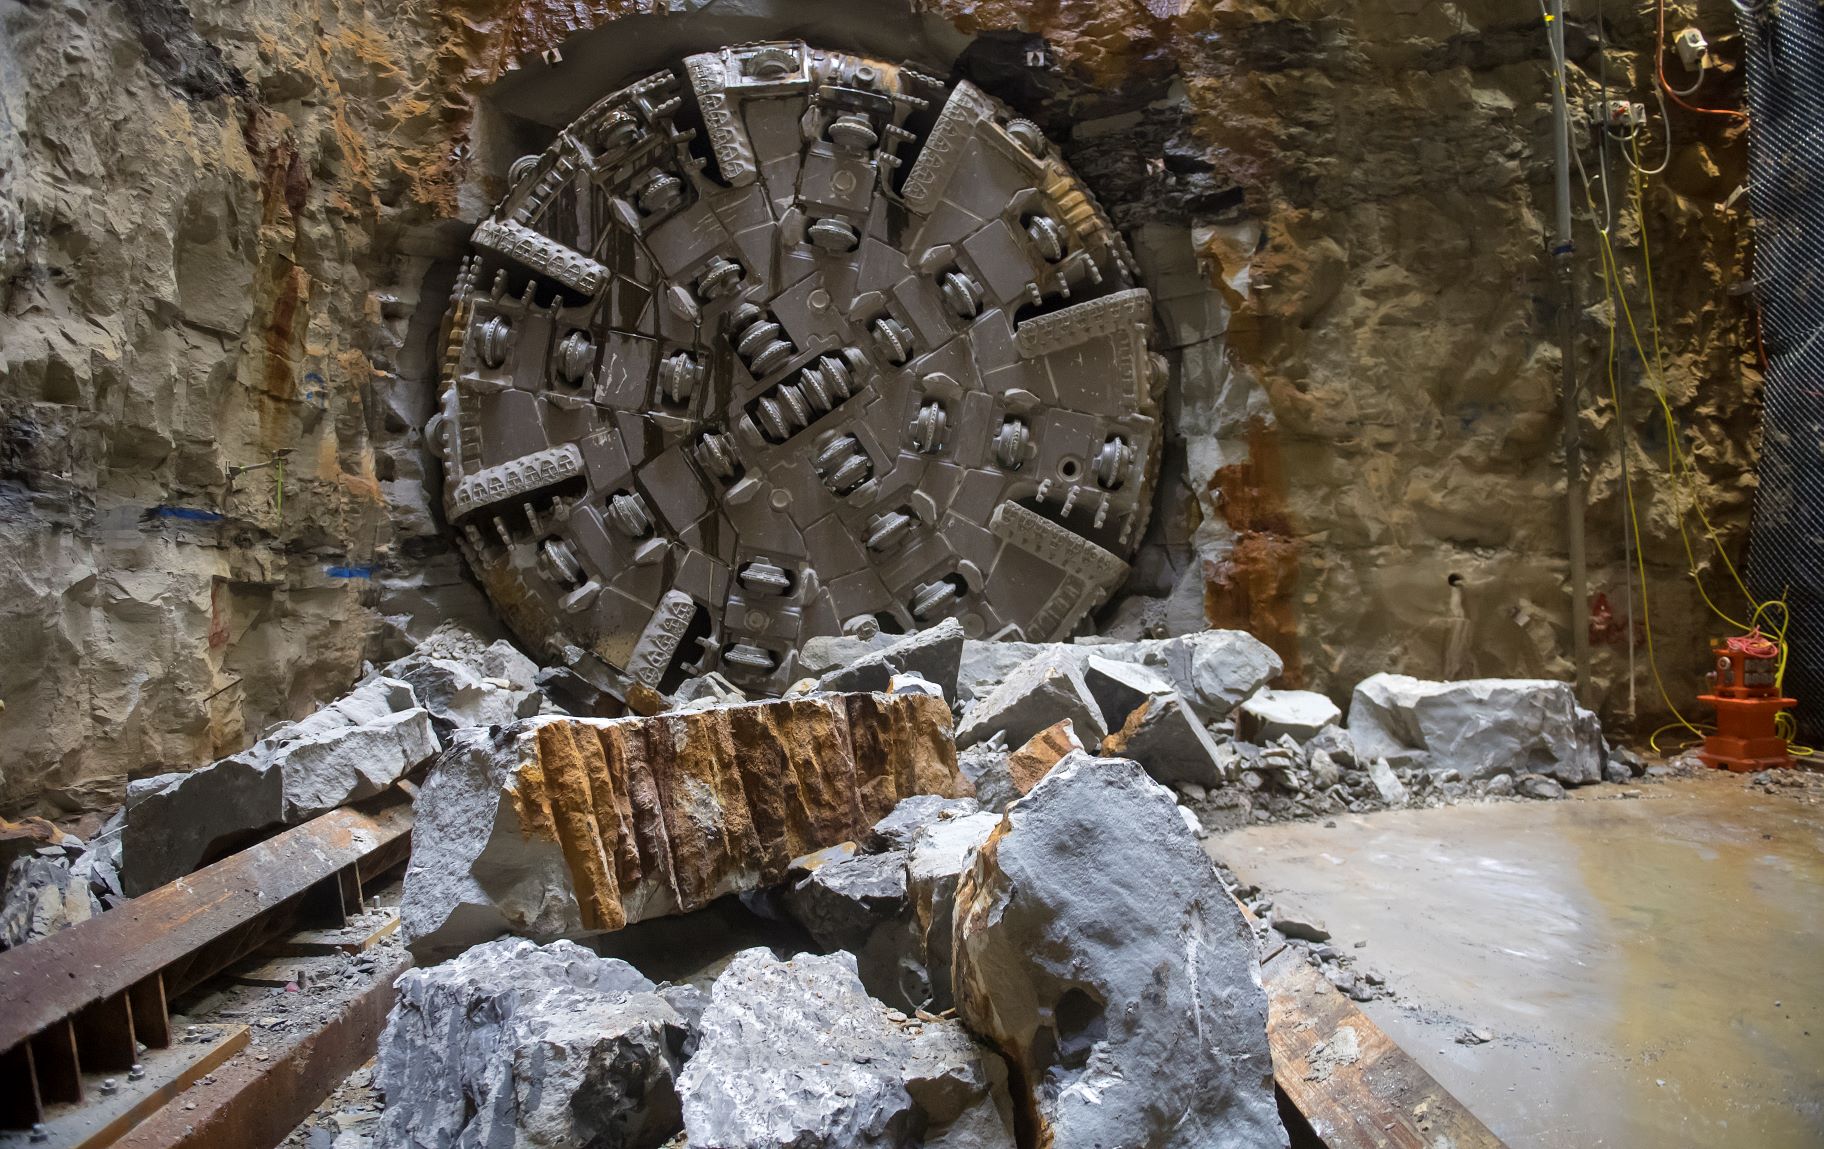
[1005,720,1085,796]
[401,693,964,960]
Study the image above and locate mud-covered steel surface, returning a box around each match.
[430,41,1160,702]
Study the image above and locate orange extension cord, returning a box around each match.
[1658,0,1749,119]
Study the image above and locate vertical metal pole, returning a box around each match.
[1551,0,1592,703]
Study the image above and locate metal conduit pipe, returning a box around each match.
[1550,0,1593,704]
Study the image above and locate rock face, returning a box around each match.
[121,675,438,895]
[400,694,965,960]
[954,752,1284,1149]
[1348,674,1603,784]
[678,948,1015,1149]
[376,937,691,1149]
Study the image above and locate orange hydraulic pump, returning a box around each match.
[1697,631,1797,772]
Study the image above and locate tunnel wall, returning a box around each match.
[0,0,1766,811]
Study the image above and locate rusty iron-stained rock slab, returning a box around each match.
[400,692,964,960]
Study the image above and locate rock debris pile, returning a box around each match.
[0,602,1651,1148]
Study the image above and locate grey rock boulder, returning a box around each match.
[956,737,1019,812]
[866,794,982,853]
[678,948,1014,1149]
[956,641,1048,705]
[124,672,439,895]
[1081,655,1173,731]
[383,623,543,735]
[907,812,1002,1012]
[818,619,965,701]
[1103,631,1283,722]
[1304,723,1358,768]
[798,631,897,677]
[376,936,690,1149]
[1517,773,1567,800]
[1365,757,1410,807]
[121,754,284,897]
[953,752,1285,1149]
[956,652,1105,750]
[1238,688,1342,743]
[1347,674,1603,785]
[669,672,748,711]
[784,849,909,951]
[1099,691,1230,788]
[271,676,441,820]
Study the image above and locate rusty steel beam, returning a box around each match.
[0,790,413,1112]
[113,952,409,1149]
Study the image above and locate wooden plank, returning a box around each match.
[1263,947,1505,1149]
[0,792,412,1056]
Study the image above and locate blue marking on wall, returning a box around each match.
[151,505,225,523]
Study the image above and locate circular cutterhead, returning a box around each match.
[429,41,1161,702]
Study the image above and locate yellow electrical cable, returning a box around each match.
[1594,140,1815,758]
[1593,226,1704,736]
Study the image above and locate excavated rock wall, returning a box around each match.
[0,0,1758,811]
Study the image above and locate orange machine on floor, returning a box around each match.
[1698,632,1797,772]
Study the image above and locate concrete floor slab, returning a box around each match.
[1211,773,1824,1149]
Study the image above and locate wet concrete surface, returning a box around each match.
[1212,772,1824,1149]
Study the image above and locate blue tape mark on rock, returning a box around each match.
[151,506,225,522]
[326,565,376,579]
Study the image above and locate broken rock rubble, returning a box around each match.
[955,630,1280,720]
[399,693,965,961]
[815,618,965,701]
[380,621,545,734]
[679,948,1015,1149]
[954,751,1286,1149]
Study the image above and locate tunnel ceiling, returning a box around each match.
[429,40,1161,703]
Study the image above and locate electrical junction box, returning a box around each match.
[1674,27,1709,69]
[1603,100,1646,131]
